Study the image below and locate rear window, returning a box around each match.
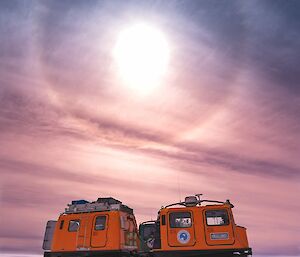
[170,212,192,228]
[95,216,106,230]
[206,210,229,226]
[68,220,80,232]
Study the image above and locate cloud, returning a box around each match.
[239,0,300,94]
[1,86,299,181]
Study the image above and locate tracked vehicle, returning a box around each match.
[43,195,252,257]
[139,194,252,257]
[43,197,138,257]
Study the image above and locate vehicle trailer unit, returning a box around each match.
[43,197,138,257]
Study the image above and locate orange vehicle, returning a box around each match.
[43,197,139,257]
[139,194,252,257]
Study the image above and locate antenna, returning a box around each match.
[177,170,182,202]
[195,194,203,205]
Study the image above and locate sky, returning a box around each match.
[0,0,300,256]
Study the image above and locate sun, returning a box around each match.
[114,24,170,94]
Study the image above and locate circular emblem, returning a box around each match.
[177,230,190,244]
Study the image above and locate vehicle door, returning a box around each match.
[90,214,108,248]
[203,208,235,246]
[62,217,81,251]
[167,210,196,247]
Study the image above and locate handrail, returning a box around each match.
[161,198,234,209]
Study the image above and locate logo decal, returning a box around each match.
[177,230,190,244]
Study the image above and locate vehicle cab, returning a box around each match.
[139,195,252,257]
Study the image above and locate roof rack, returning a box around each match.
[64,197,133,214]
[162,194,234,209]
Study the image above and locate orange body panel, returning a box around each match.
[156,204,249,252]
[51,210,138,252]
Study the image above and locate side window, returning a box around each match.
[170,212,192,228]
[59,220,64,230]
[95,216,106,230]
[68,220,80,232]
[161,215,166,226]
[206,210,229,226]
